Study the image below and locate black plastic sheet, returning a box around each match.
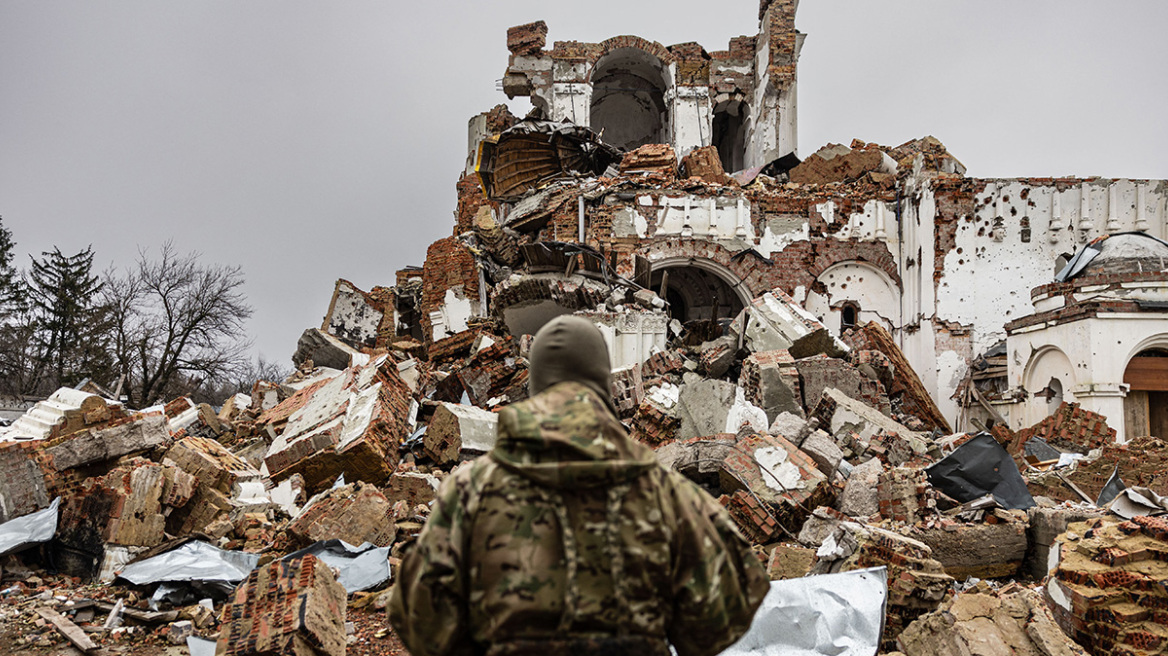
[926,433,1034,509]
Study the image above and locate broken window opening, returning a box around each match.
[712,100,748,173]
[1045,377,1063,414]
[839,302,860,335]
[590,48,669,151]
[649,264,745,326]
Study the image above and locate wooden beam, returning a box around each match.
[1124,357,1168,391]
[36,608,98,652]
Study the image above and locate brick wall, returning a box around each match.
[0,441,49,522]
[421,237,480,345]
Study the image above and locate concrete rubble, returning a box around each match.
[0,263,1154,654]
[1,4,1165,655]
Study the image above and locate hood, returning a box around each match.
[490,381,657,489]
[528,314,617,415]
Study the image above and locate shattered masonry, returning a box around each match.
[0,2,1165,656]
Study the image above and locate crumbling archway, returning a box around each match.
[1123,344,1168,439]
[712,99,749,173]
[805,260,899,335]
[590,47,669,151]
[1022,345,1076,428]
[647,257,750,325]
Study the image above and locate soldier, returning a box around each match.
[389,315,769,656]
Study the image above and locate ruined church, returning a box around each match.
[321,0,1168,444]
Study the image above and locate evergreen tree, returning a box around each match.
[0,216,23,318]
[25,246,111,390]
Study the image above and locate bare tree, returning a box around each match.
[103,243,253,408]
[189,355,294,406]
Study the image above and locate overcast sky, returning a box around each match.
[2,1,1166,366]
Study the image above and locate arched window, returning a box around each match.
[590,48,669,151]
[839,302,860,335]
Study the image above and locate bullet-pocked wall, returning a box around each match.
[444,2,1168,439]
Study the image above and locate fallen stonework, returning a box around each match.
[841,320,950,434]
[895,585,1089,656]
[1,387,130,443]
[1046,515,1168,656]
[4,6,1164,655]
[1027,435,1168,505]
[739,349,803,422]
[720,431,835,533]
[0,440,50,522]
[1025,504,1108,580]
[0,275,1121,655]
[799,509,955,648]
[288,481,397,548]
[42,412,170,471]
[424,401,499,465]
[736,289,848,360]
[216,554,347,656]
[262,354,413,493]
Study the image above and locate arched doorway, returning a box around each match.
[647,258,749,325]
[590,48,669,151]
[1124,347,1168,439]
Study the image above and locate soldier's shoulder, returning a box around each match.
[499,382,605,432]
[437,455,501,495]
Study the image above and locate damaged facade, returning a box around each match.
[450,2,1168,442]
[0,3,1165,656]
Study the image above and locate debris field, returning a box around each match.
[3,2,1168,656]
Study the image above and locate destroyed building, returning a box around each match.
[0,3,1166,656]
[434,1,1168,442]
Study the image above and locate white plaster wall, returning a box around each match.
[919,178,1168,433]
[508,54,554,116]
[841,199,898,245]
[805,261,899,334]
[430,287,478,341]
[1006,315,1168,441]
[746,34,777,169]
[670,85,711,158]
[550,82,591,125]
[1018,346,1077,428]
[937,182,1056,356]
[327,281,382,346]
[653,195,754,241]
[775,84,797,160]
[465,114,489,176]
[899,185,944,420]
[936,179,1168,367]
[758,216,809,257]
[583,309,669,370]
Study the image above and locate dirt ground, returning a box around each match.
[0,571,410,656]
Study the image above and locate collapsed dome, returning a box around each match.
[1056,232,1168,282]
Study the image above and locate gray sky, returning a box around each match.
[2,1,1166,366]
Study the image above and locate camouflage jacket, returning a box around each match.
[389,381,769,656]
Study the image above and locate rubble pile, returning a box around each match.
[0,33,1160,656]
[893,583,1089,656]
[1046,516,1168,655]
[2,261,1159,655]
